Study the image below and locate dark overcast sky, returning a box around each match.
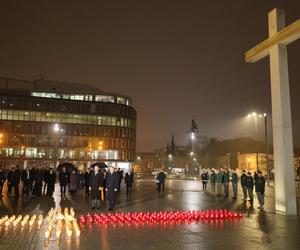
[0,0,299,151]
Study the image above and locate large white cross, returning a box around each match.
[245,8,300,215]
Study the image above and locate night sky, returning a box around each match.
[0,0,300,151]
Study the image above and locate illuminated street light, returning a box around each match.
[98,141,103,150]
[53,123,60,132]
[246,111,269,173]
[190,151,194,156]
[191,133,195,140]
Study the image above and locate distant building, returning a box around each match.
[0,77,137,171]
[200,137,300,175]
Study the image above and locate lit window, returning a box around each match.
[95,95,114,103]
[62,94,70,99]
[85,94,93,101]
[117,97,126,104]
[70,95,84,101]
[31,92,60,99]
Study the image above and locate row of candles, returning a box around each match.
[44,207,81,240]
[0,214,43,228]
[79,209,243,225]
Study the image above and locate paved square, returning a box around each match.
[0,179,300,250]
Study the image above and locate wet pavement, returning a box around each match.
[0,179,300,250]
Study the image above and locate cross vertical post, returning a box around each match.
[268,9,296,215]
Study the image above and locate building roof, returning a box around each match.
[0,77,131,100]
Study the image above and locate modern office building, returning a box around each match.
[0,77,136,171]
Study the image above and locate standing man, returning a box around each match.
[240,170,248,201]
[201,171,208,192]
[117,168,123,192]
[246,172,254,203]
[47,168,56,196]
[210,169,216,193]
[231,169,238,199]
[125,170,134,196]
[106,167,119,210]
[21,166,31,196]
[89,166,104,210]
[7,167,14,196]
[32,167,43,197]
[216,169,223,196]
[84,167,91,196]
[255,170,266,209]
[42,167,50,195]
[223,169,230,197]
[13,165,21,197]
[0,167,6,199]
[157,170,166,193]
[59,167,69,198]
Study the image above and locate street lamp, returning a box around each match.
[247,112,269,177]
[247,112,260,170]
[53,124,64,168]
[98,141,103,151]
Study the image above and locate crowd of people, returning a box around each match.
[204,168,266,209]
[0,164,267,210]
[0,165,135,211]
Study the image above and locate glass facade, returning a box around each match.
[0,82,137,170]
[31,92,131,106]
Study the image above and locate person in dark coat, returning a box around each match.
[102,170,107,199]
[106,167,119,210]
[157,170,166,192]
[47,168,56,196]
[246,172,254,202]
[7,167,14,196]
[0,167,6,198]
[89,166,104,209]
[117,168,123,191]
[69,170,78,194]
[59,167,69,198]
[13,165,21,197]
[210,170,216,192]
[21,166,32,196]
[231,169,238,199]
[32,167,43,197]
[216,169,223,195]
[255,170,266,209]
[42,168,50,195]
[84,167,91,196]
[125,171,134,196]
[201,171,209,191]
[223,169,230,197]
[240,170,248,201]
[29,167,36,194]
[77,171,85,191]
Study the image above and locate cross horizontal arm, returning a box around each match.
[245,19,300,63]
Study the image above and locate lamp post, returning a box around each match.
[247,112,259,170]
[53,124,64,168]
[247,112,269,175]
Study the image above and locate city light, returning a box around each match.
[53,123,60,132]
[98,141,103,150]
[191,133,195,140]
